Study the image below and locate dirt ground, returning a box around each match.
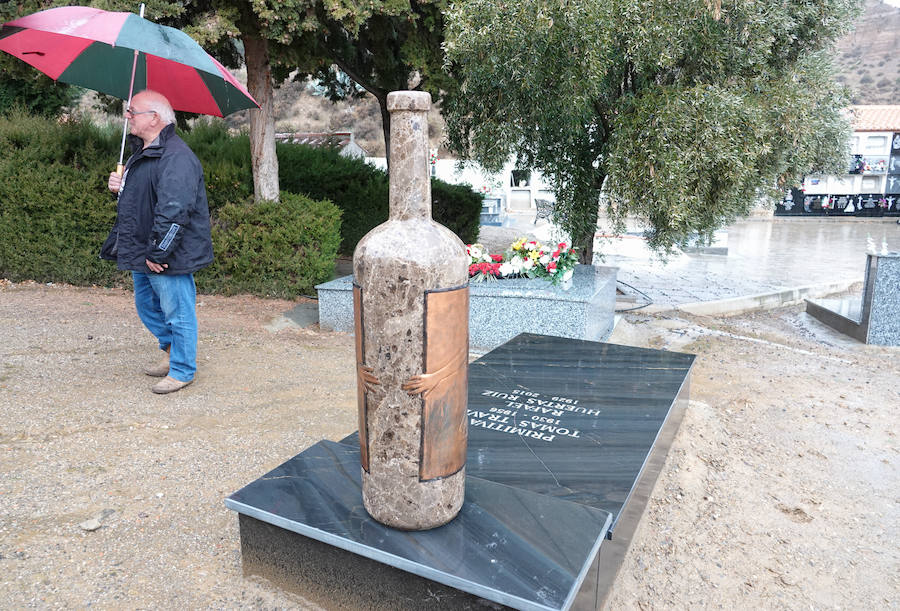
[0,280,897,609]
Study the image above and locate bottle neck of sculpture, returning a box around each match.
[387,91,432,221]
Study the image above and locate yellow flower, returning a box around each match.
[529,250,540,260]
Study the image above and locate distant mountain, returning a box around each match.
[834,0,900,104]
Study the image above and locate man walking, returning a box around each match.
[101,90,213,394]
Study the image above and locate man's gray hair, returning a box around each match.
[138,90,176,125]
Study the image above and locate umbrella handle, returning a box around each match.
[117,116,129,176]
[115,3,144,177]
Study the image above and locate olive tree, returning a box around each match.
[443,0,862,262]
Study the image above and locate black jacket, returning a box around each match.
[100,124,213,274]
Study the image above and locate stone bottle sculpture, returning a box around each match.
[352,91,469,530]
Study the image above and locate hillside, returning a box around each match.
[834,0,900,104]
[223,77,446,158]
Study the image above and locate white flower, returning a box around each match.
[562,269,574,282]
[539,254,550,265]
[481,253,493,263]
[468,244,484,260]
[499,262,514,277]
[523,258,535,271]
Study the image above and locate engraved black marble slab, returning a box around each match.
[341,334,694,536]
[464,333,694,534]
[227,439,612,611]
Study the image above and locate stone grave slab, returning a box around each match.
[806,252,900,345]
[315,265,618,352]
[341,333,694,533]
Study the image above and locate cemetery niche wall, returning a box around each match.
[776,129,900,217]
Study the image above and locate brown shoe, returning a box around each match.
[151,376,193,394]
[144,348,170,377]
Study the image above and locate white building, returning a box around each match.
[366,155,556,225]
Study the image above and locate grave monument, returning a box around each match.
[224,95,693,611]
[352,90,470,529]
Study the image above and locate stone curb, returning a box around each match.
[667,279,864,317]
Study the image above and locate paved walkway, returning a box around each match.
[481,214,900,313]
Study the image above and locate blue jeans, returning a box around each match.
[132,272,198,382]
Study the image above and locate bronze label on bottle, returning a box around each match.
[414,284,469,481]
[353,283,371,472]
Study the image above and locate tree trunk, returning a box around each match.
[576,226,594,265]
[244,33,279,202]
[375,92,391,174]
[328,55,392,175]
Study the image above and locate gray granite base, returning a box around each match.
[806,252,900,345]
[316,265,618,351]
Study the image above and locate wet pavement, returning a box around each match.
[482,214,900,311]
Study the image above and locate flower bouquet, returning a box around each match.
[466,238,578,286]
[466,243,504,281]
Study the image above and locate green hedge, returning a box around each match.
[0,115,340,297]
[182,120,253,213]
[184,122,483,254]
[275,142,390,254]
[199,192,341,298]
[1,115,482,295]
[0,114,125,286]
[431,180,482,250]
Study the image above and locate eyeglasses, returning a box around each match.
[125,107,156,117]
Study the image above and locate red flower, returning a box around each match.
[558,242,566,249]
[490,263,502,275]
[490,254,503,262]
[552,249,560,258]
[547,261,557,272]
[468,263,479,276]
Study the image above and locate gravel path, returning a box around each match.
[1,281,356,609]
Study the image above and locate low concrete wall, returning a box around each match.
[316,264,618,352]
[806,252,900,346]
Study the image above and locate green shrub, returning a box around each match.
[198,192,341,298]
[278,144,482,253]
[1,115,479,294]
[182,121,253,213]
[276,142,389,254]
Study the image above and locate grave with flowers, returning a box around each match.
[316,237,618,351]
[466,238,580,286]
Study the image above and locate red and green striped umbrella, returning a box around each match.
[0,5,258,117]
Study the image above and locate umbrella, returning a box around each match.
[0,4,258,170]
